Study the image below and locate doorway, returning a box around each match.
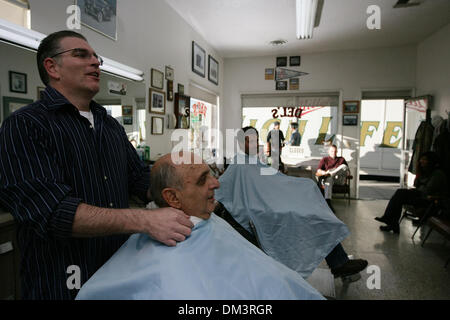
[359,99,404,200]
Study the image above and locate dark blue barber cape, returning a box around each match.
[0,87,150,299]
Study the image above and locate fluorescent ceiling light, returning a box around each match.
[296,0,318,40]
[0,18,144,82]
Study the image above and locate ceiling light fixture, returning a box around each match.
[269,39,288,47]
[296,0,319,40]
[0,18,144,82]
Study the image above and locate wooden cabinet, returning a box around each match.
[0,213,20,300]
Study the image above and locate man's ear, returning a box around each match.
[161,188,182,209]
[43,57,61,82]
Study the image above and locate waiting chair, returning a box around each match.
[331,175,353,204]
[421,197,450,268]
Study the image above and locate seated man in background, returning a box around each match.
[76,152,324,300]
[316,144,349,212]
[215,127,367,280]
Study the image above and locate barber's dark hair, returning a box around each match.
[274,121,280,126]
[150,161,184,208]
[290,122,298,129]
[37,30,87,86]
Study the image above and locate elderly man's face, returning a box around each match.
[178,162,220,219]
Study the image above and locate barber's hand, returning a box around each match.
[141,207,193,247]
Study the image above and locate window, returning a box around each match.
[0,0,30,29]
[359,99,404,176]
[242,106,338,158]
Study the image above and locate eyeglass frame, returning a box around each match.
[50,48,104,66]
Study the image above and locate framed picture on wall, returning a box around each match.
[343,114,358,126]
[265,68,274,80]
[151,68,164,89]
[122,105,133,116]
[151,116,164,135]
[76,0,118,40]
[192,41,206,77]
[174,93,190,129]
[208,55,219,85]
[178,83,184,95]
[289,56,301,66]
[276,57,287,67]
[149,88,166,115]
[343,100,360,114]
[9,71,27,93]
[276,80,288,91]
[37,86,45,100]
[289,78,299,90]
[2,96,33,121]
[123,116,133,125]
[165,66,174,81]
[167,80,174,101]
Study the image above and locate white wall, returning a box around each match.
[27,0,224,158]
[416,22,450,118]
[222,45,417,197]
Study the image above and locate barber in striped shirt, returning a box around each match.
[0,31,193,299]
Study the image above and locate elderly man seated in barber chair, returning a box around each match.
[76,151,324,300]
[215,127,367,281]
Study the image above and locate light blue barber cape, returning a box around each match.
[215,153,350,278]
[76,213,324,300]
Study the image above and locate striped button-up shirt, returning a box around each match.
[0,87,150,300]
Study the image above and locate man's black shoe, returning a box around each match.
[374,216,388,223]
[379,224,400,234]
[331,259,368,278]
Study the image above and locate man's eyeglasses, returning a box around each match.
[50,48,103,66]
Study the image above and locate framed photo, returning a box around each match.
[123,116,133,125]
[2,96,32,121]
[265,68,274,80]
[276,81,288,91]
[343,114,358,126]
[37,86,45,100]
[122,105,133,116]
[343,100,360,114]
[208,55,219,85]
[167,80,174,101]
[151,116,164,135]
[9,71,27,93]
[76,0,117,40]
[290,56,301,66]
[165,66,174,81]
[192,41,206,77]
[289,78,299,90]
[151,68,164,89]
[174,93,190,129]
[149,88,166,115]
[276,57,287,67]
[178,83,184,95]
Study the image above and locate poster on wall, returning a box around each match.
[76,0,118,40]
[108,80,127,95]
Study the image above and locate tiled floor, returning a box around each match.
[331,197,450,299]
